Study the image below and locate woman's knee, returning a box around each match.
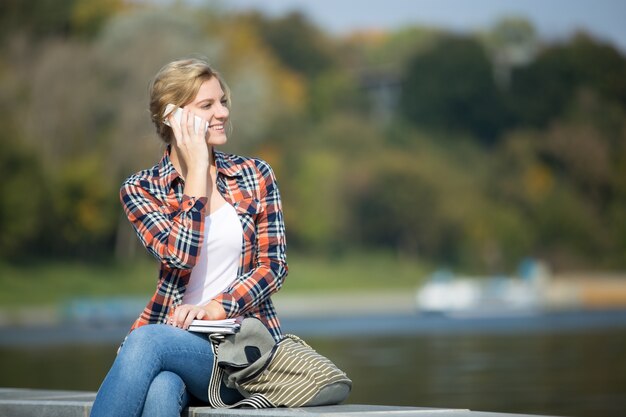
[119,324,170,362]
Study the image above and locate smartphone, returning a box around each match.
[163,103,208,135]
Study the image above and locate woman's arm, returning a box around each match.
[213,160,288,317]
[120,182,208,270]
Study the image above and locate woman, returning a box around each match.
[90,57,288,417]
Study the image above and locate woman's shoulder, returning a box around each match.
[119,159,166,199]
[122,148,176,188]
[121,163,160,187]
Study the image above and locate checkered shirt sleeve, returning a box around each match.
[120,180,208,270]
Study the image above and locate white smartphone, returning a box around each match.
[163,103,208,135]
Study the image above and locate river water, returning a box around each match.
[1,310,626,417]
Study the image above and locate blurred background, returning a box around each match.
[1,1,626,416]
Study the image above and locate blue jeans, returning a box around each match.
[90,324,241,417]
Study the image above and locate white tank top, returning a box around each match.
[182,203,243,306]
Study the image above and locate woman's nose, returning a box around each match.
[215,102,229,119]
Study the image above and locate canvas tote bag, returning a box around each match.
[206,317,352,408]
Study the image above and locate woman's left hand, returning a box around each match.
[169,301,227,330]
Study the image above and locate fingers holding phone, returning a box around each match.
[166,105,209,172]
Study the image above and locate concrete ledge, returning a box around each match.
[0,388,557,417]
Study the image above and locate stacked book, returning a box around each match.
[188,317,242,334]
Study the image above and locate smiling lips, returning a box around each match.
[209,123,225,132]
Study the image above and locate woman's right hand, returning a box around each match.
[168,107,209,172]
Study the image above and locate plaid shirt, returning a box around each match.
[120,147,288,340]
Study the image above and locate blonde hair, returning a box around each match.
[149,57,231,144]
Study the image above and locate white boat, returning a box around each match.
[416,260,550,317]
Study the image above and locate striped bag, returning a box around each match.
[207,317,352,408]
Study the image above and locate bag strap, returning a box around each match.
[284,333,310,347]
[206,338,229,408]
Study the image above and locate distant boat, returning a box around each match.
[415,259,550,317]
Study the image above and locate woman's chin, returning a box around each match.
[206,135,228,147]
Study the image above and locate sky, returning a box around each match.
[223,0,626,52]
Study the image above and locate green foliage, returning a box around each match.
[70,0,126,38]
[308,70,368,121]
[0,0,77,39]
[509,32,626,127]
[2,4,626,275]
[335,26,442,77]
[280,115,382,253]
[242,11,339,79]
[0,140,49,258]
[288,150,347,250]
[48,154,119,258]
[399,36,510,143]
[0,0,124,40]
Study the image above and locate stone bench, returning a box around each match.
[0,388,554,417]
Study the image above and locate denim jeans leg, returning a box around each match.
[141,371,189,417]
[90,324,217,417]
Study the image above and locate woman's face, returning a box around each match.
[187,76,229,146]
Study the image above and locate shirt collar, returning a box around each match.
[157,146,241,189]
[214,149,242,177]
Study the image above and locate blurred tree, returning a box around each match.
[343,26,442,69]
[280,115,381,254]
[0,0,76,39]
[217,19,306,148]
[509,32,626,127]
[288,150,347,251]
[532,185,610,270]
[609,127,626,264]
[0,137,49,259]
[70,0,126,38]
[0,0,123,40]
[47,154,118,259]
[540,120,611,205]
[350,130,525,270]
[399,35,511,144]
[0,37,50,260]
[241,11,339,79]
[492,84,626,269]
[340,27,444,125]
[308,69,368,121]
[355,161,449,259]
[24,40,112,169]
